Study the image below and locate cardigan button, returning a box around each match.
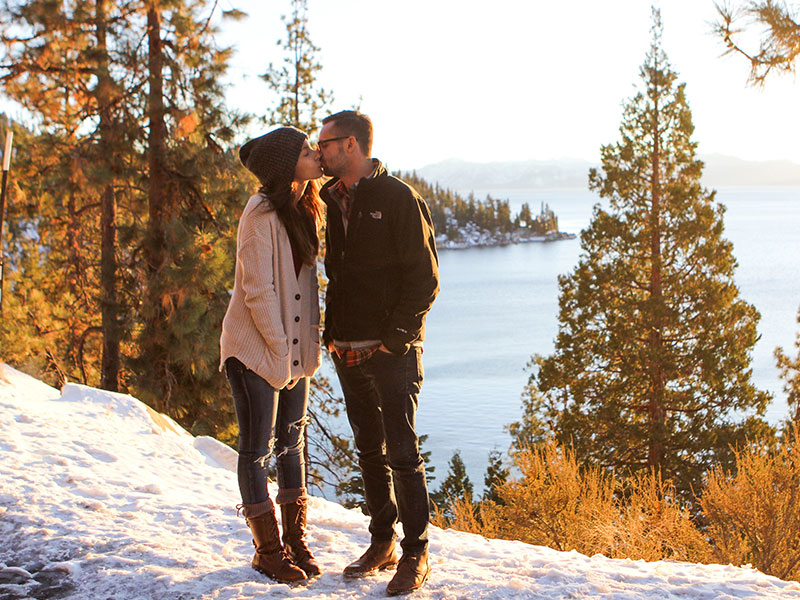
[293,360,299,366]
[294,316,300,322]
[293,338,298,345]
[295,293,301,300]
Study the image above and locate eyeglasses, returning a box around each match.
[316,135,351,149]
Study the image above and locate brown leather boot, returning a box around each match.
[280,498,322,578]
[386,549,431,596]
[246,508,307,584]
[342,541,399,579]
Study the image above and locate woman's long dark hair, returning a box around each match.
[262,179,323,266]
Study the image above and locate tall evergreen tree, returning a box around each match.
[510,9,772,497]
[0,0,140,388]
[262,0,332,135]
[1,0,249,440]
[129,0,249,438]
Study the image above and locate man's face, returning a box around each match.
[317,122,349,177]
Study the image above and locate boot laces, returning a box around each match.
[286,501,313,560]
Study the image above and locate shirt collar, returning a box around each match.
[333,160,380,196]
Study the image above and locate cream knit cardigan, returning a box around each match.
[219,193,321,389]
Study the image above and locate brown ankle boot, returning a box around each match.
[386,549,431,596]
[280,497,322,577]
[245,507,307,584]
[343,541,399,578]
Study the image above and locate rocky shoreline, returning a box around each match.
[436,222,576,250]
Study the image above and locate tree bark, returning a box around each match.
[95,0,121,391]
[146,1,170,412]
[647,69,667,471]
[147,2,168,243]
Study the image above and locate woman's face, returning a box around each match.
[294,139,323,182]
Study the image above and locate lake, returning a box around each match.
[323,186,800,492]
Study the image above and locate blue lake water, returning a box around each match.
[322,186,800,492]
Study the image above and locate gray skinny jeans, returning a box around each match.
[225,357,309,505]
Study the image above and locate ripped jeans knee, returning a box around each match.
[275,414,310,490]
[278,416,310,451]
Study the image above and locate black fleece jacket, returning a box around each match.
[321,163,440,355]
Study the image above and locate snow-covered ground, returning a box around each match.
[2,363,799,600]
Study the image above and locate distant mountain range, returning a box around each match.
[413,154,800,191]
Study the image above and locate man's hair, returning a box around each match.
[322,110,373,156]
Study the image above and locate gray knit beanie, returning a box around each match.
[239,126,307,196]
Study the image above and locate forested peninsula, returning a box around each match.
[399,172,574,249]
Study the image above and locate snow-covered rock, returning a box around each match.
[1,362,798,599]
[436,221,573,250]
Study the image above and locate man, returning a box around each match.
[317,110,439,596]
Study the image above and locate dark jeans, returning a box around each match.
[224,357,309,505]
[333,347,429,555]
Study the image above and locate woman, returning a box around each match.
[220,126,323,584]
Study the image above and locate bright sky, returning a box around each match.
[218,0,800,171]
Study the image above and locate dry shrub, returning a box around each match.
[701,425,800,581]
[486,439,618,553]
[431,494,490,535]
[602,471,712,562]
[436,439,711,564]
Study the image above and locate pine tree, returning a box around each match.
[510,9,773,498]
[129,0,249,438]
[496,199,512,233]
[1,0,249,439]
[431,450,474,519]
[517,202,533,228]
[262,0,332,136]
[483,449,509,504]
[714,0,800,85]
[775,308,800,424]
[0,122,83,384]
[0,0,141,388]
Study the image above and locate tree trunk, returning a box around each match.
[293,32,300,126]
[100,184,120,390]
[146,1,170,413]
[647,76,666,471]
[65,186,80,375]
[66,188,80,299]
[147,2,168,244]
[95,0,120,391]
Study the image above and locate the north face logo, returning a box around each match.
[370,211,382,220]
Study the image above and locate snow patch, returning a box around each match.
[2,363,799,599]
[134,483,163,495]
[194,435,238,473]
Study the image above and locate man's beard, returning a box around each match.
[321,162,338,177]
